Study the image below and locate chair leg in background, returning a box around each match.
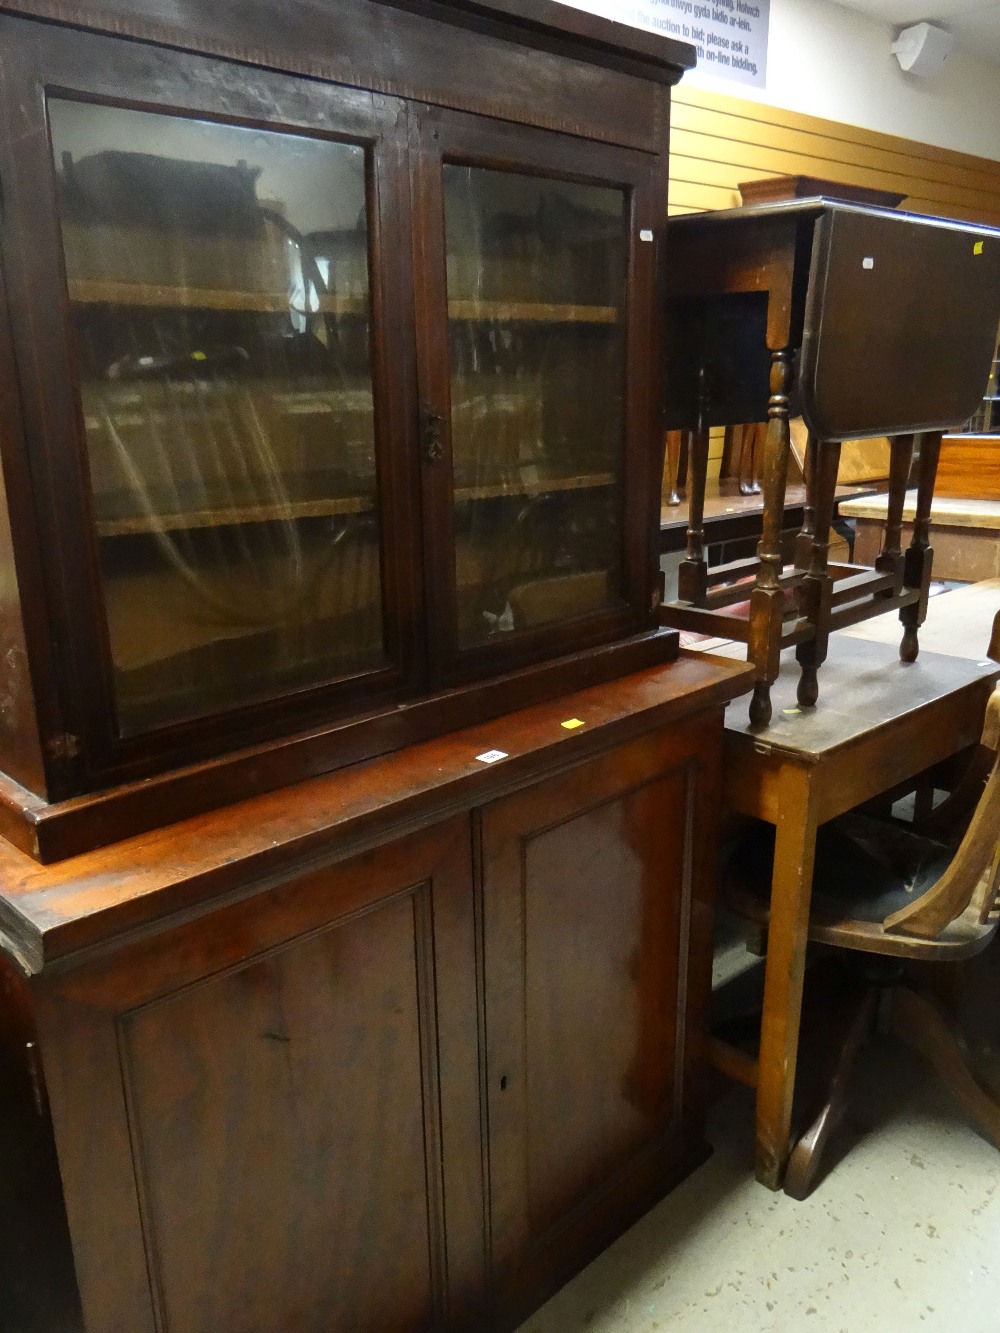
[887,985,1000,1151]
[784,983,878,1200]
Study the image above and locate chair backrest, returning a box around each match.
[884,685,1000,940]
[989,609,1000,665]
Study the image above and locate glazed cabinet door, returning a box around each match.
[410,105,667,682]
[479,715,722,1321]
[0,17,423,794]
[31,818,485,1333]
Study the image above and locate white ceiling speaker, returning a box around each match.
[890,21,955,76]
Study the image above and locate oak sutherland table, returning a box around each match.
[0,656,751,1333]
[660,198,1000,727]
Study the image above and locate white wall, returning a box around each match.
[706,0,1000,163]
[560,0,1000,162]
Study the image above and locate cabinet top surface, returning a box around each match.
[410,0,697,71]
[0,655,750,976]
[666,196,1000,239]
[0,0,696,77]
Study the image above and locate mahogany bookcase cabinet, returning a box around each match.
[0,0,695,864]
[0,6,763,1333]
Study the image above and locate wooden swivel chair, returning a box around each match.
[726,684,1000,1199]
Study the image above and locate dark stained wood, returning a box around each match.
[875,433,915,592]
[0,25,428,808]
[727,420,765,495]
[382,0,695,81]
[802,210,1000,441]
[794,439,842,707]
[660,199,1000,723]
[0,956,82,1333]
[887,986,1000,1141]
[665,200,1000,438]
[0,655,751,973]
[782,981,876,1200]
[0,1,689,855]
[0,657,746,1333]
[0,8,729,1330]
[785,980,1000,1200]
[794,431,817,567]
[900,431,942,662]
[737,175,906,209]
[0,310,48,797]
[747,349,795,727]
[33,817,487,1332]
[678,427,710,602]
[0,628,682,867]
[409,103,666,684]
[482,720,717,1317]
[0,2,689,147]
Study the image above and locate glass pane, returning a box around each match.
[49,99,383,734]
[443,165,628,649]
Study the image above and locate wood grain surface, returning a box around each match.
[0,655,751,974]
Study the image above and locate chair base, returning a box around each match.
[784,980,1000,1200]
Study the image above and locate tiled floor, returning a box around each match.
[515,1041,1000,1333]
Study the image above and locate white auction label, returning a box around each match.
[476,749,509,764]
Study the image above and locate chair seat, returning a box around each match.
[728,815,997,960]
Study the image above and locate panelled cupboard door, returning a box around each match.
[410,104,667,683]
[32,817,485,1333]
[480,718,721,1316]
[0,17,424,789]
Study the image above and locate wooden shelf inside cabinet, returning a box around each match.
[68,282,620,326]
[68,278,370,316]
[454,471,615,503]
[447,299,619,324]
[95,494,375,538]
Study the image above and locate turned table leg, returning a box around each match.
[794,432,817,570]
[900,430,942,662]
[732,421,763,496]
[748,348,794,728]
[748,421,764,496]
[677,422,711,604]
[876,433,915,594]
[795,440,841,708]
[664,429,683,507]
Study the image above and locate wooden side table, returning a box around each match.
[713,636,1000,1189]
[660,199,1000,727]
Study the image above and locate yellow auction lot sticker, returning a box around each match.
[561,718,585,730]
